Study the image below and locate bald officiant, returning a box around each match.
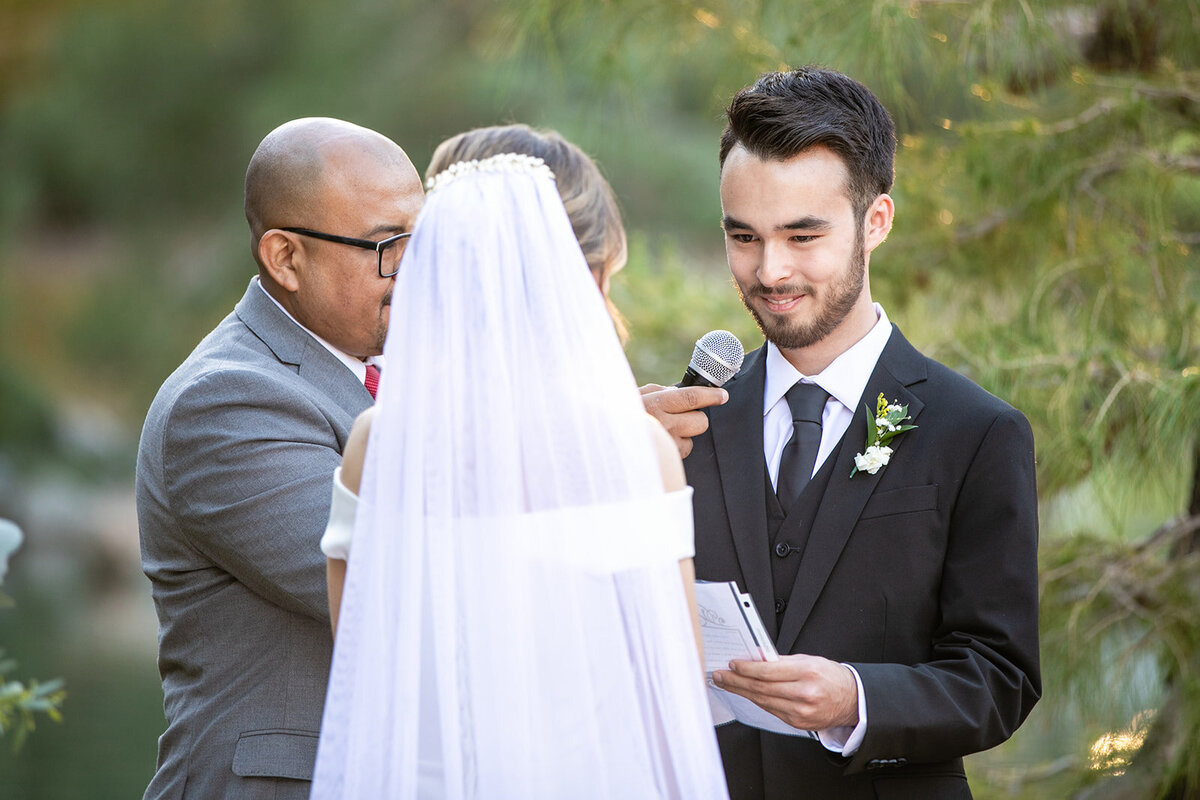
[135,118,424,800]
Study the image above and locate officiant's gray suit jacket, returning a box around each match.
[686,328,1041,800]
[136,277,372,800]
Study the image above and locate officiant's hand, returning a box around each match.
[639,384,727,458]
[712,654,859,731]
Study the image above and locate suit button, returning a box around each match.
[774,598,787,613]
[774,542,791,557]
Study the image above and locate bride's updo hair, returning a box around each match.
[426,124,629,340]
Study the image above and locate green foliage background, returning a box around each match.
[1,0,1198,797]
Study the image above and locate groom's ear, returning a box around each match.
[257,229,302,293]
[862,193,895,254]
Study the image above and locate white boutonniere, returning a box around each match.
[851,393,917,477]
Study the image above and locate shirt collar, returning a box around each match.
[763,303,893,417]
[256,279,384,382]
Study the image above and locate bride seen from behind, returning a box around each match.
[324,124,691,635]
[311,125,729,799]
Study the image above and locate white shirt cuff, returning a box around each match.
[814,664,867,756]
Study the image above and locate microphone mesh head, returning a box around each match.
[689,330,745,387]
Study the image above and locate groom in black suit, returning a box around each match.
[679,67,1041,798]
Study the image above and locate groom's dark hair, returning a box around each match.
[719,66,897,221]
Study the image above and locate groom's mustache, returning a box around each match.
[745,283,815,299]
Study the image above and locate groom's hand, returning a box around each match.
[712,654,859,731]
[639,384,728,459]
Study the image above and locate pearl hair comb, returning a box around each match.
[425,153,556,193]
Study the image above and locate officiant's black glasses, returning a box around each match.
[281,227,412,278]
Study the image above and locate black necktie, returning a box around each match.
[776,382,828,507]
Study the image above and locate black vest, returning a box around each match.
[765,435,846,628]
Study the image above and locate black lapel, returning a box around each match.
[775,327,929,653]
[708,346,778,639]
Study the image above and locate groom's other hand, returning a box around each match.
[639,384,728,459]
[712,654,859,731]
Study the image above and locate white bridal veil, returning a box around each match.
[311,155,728,799]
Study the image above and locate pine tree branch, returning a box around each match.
[952,140,1176,245]
[953,209,1016,243]
[1042,98,1120,135]
[1144,152,1200,175]
[1136,513,1200,555]
[967,98,1121,136]
[1133,82,1200,114]
[1092,365,1136,430]
[1077,150,1128,202]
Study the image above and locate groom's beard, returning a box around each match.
[737,232,866,351]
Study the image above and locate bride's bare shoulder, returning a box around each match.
[342,406,379,493]
[645,414,686,492]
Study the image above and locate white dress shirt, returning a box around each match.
[763,303,893,489]
[257,279,385,381]
[761,302,893,756]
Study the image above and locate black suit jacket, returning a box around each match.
[685,328,1041,800]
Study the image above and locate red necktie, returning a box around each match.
[364,363,381,400]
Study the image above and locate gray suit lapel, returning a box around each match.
[234,277,375,416]
[775,328,928,653]
[709,347,779,639]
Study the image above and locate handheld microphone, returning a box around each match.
[678,330,745,388]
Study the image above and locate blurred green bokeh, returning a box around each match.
[2,1,1199,797]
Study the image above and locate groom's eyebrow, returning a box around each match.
[780,216,833,231]
[720,214,833,232]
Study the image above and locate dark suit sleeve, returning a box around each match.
[846,407,1041,771]
[160,366,342,622]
